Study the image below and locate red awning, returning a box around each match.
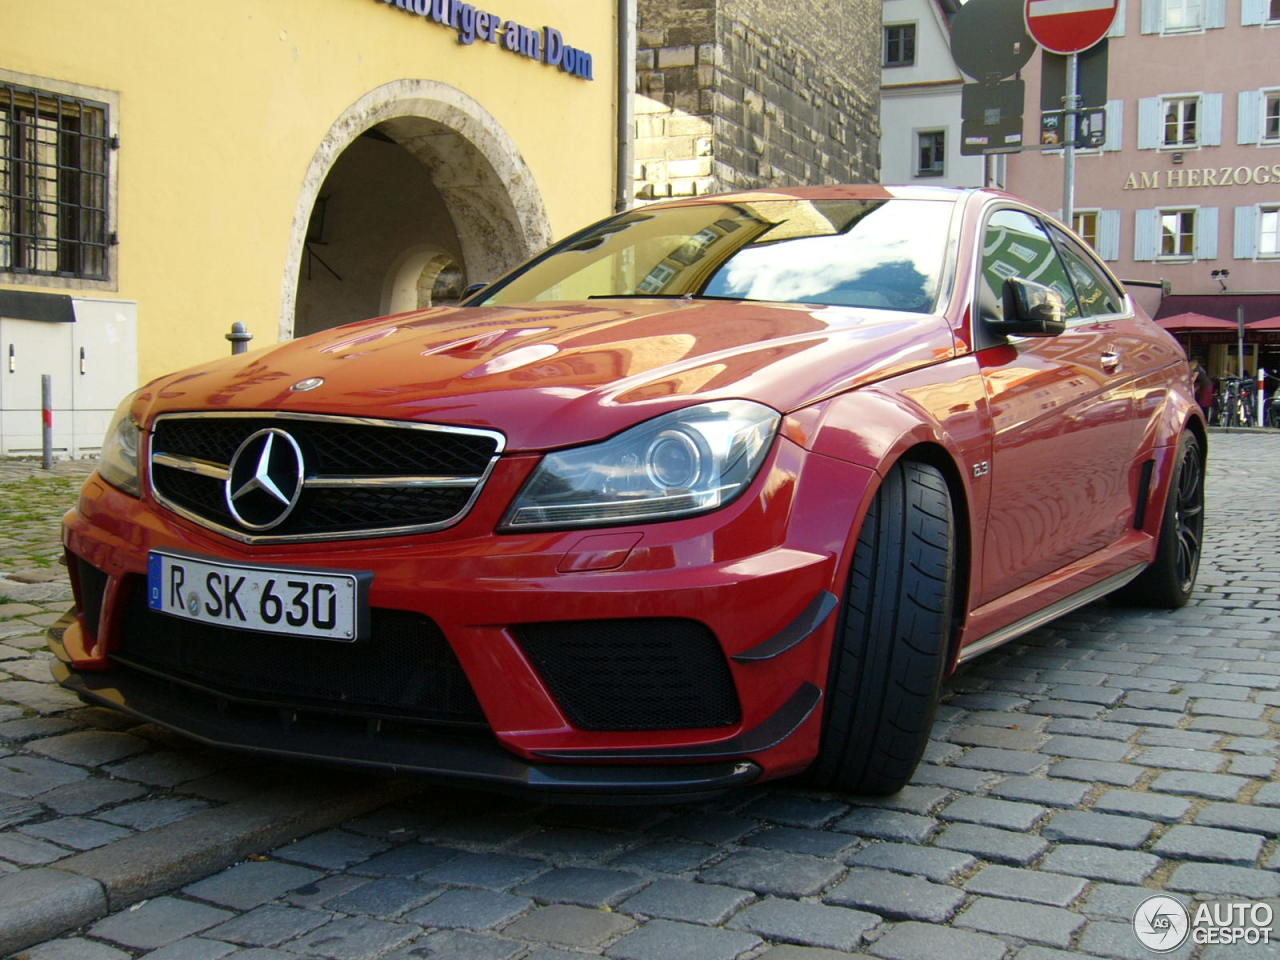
[1157,312,1239,333]
[1155,293,1280,327]
[1247,316,1280,331]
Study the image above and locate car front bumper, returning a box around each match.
[54,438,875,796]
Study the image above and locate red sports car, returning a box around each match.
[51,186,1205,800]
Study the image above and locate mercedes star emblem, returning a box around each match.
[225,428,305,530]
[291,377,324,392]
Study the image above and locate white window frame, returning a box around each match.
[1163,96,1200,146]
[1071,208,1123,262]
[1144,0,1225,31]
[1265,90,1280,144]
[1073,210,1101,250]
[914,129,946,179]
[1158,207,1197,260]
[1163,0,1204,31]
[1140,92,1221,149]
[1260,205,1280,258]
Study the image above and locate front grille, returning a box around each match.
[149,413,503,542]
[116,580,485,725]
[515,619,741,731]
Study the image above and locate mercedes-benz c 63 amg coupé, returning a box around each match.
[51,186,1206,800]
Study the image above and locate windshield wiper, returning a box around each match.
[585,293,688,299]
[585,293,754,302]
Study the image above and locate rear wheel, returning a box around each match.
[808,460,955,796]
[1113,430,1204,609]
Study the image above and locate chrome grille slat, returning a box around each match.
[148,412,504,544]
[304,475,479,489]
[151,452,230,480]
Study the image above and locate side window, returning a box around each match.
[979,209,1080,323]
[1049,226,1125,317]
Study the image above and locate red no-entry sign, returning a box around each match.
[1024,0,1118,54]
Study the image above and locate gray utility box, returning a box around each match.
[1,296,138,457]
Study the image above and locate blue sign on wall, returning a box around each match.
[377,0,595,81]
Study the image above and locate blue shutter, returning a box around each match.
[1140,0,1162,33]
[1135,209,1159,260]
[1137,97,1161,149]
[1206,0,1227,27]
[1108,0,1128,35]
[1195,207,1219,260]
[1238,90,1262,144]
[1104,99,1124,151]
[1201,93,1223,146]
[1099,210,1121,261]
[1242,0,1268,23]
[1235,206,1260,259]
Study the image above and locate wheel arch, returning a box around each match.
[796,385,986,671]
[888,441,973,674]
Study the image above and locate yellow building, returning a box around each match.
[1,0,621,454]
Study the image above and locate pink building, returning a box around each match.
[1005,0,1280,380]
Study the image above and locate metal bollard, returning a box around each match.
[226,322,253,355]
[41,374,53,470]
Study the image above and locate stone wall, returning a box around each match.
[635,0,880,202]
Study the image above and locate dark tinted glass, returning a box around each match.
[979,209,1080,322]
[1049,225,1124,317]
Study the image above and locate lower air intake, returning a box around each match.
[515,618,741,731]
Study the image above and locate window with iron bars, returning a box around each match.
[0,83,111,280]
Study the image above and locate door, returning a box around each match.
[974,208,1137,604]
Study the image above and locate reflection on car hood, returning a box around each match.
[142,299,956,450]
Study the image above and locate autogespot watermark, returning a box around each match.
[1133,895,1275,952]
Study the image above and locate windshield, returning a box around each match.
[474,198,955,314]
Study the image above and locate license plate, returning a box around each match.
[147,550,370,642]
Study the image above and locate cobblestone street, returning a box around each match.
[4,432,1280,960]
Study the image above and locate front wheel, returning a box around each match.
[807,460,955,796]
[1113,430,1204,609]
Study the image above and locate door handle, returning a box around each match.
[1100,351,1120,371]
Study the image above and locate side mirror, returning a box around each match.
[991,277,1067,337]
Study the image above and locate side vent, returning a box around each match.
[1134,459,1155,529]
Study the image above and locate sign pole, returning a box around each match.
[1062,51,1079,229]
[1238,305,1246,381]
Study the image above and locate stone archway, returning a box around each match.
[380,244,466,315]
[281,79,552,340]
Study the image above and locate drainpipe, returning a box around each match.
[616,0,637,212]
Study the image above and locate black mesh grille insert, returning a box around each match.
[116,581,485,725]
[153,417,497,475]
[150,415,500,538]
[75,557,109,643]
[515,619,741,731]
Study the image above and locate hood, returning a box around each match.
[141,300,956,451]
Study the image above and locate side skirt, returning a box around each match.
[957,563,1145,665]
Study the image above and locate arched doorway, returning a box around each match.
[282,80,552,340]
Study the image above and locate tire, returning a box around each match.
[1113,430,1204,609]
[807,460,955,796]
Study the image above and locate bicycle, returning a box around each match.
[1216,377,1255,428]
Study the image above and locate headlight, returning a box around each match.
[503,400,779,530]
[99,391,142,497]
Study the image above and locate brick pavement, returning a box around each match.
[6,432,1280,959]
